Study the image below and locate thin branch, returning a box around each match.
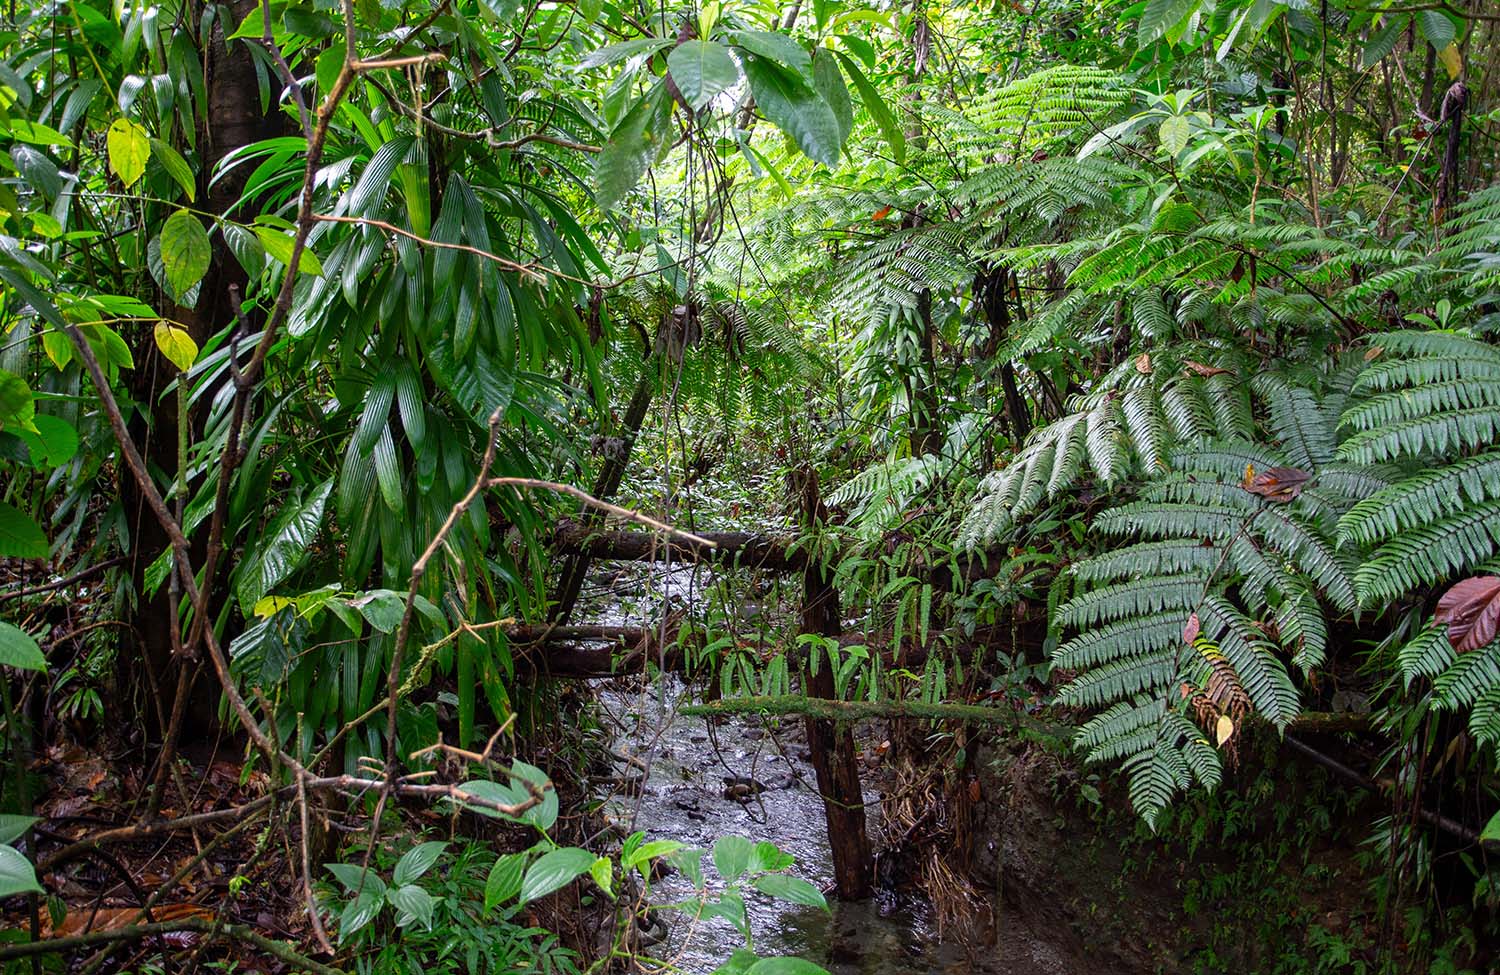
[310,215,556,281]
[0,919,347,975]
[0,556,128,603]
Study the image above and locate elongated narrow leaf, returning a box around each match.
[235,479,333,613]
[834,51,904,164]
[812,50,852,144]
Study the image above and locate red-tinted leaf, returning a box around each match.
[1183,612,1201,645]
[1435,576,1500,652]
[1244,466,1312,503]
[872,205,891,221]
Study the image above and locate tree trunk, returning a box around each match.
[792,467,873,900]
[122,0,284,739]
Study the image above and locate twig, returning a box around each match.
[310,214,555,280]
[0,556,128,603]
[0,919,347,975]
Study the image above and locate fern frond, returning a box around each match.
[1339,451,1500,545]
[1058,575,1204,629]
[1053,612,1186,669]
[1396,625,1457,686]
[1353,499,1500,605]
[1337,405,1500,464]
[1055,649,1181,708]
[1199,596,1300,726]
[1071,539,1220,585]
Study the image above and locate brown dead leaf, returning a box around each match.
[1183,612,1201,645]
[1243,466,1312,503]
[1135,352,1152,374]
[45,903,213,938]
[1363,345,1384,362]
[1435,576,1500,652]
[1184,360,1233,378]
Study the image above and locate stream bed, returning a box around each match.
[583,565,1089,974]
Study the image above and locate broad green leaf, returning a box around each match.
[0,623,47,672]
[712,950,760,975]
[149,138,196,201]
[0,816,38,846]
[590,856,614,897]
[1159,115,1191,156]
[834,52,904,165]
[223,223,266,278]
[338,888,383,942]
[1138,0,1199,45]
[254,226,324,276]
[667,40,740,111]
[1482,810,1500,842]
[743,57,842,169]
[812,51,852,145]
[326,862,387,896]
[153,322,198,371]
[712,835,752,883]
[0,846,42,898]
[0,369,36,432]
[388,883,435,929]
[485,852,527,912]
[18,415,79,469]
[623,839,684,874]
[519,847,596,903]
[747,958,830,975]
[1361,16,1408,69]
[508,760,559,830]
[393,841,447,886]
[158,209,211,297]
[729,30,811,79]
[349,588,404,633]
[751,873,828,910]
[595,82,672,211]
[1416,9,1456,49]
[748,840,794,873]
[106,118,151,188]
[0,502,47,559]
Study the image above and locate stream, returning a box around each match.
[581,566,1088,974]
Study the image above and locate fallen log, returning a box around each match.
[681,694,1060,731]
[551,523,1017,591]
[551,523,809,572]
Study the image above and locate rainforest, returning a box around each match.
[0,0,1497,971]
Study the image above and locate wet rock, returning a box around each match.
[828,937,863,964]
[721,775,768,801]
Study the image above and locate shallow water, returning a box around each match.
[584,566,1083,974]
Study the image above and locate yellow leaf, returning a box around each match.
[106,118,151,189]
[153,322,198,372]
[1215,714,1235,746]
[253,595,294,618]
[1438,43,1462,80]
